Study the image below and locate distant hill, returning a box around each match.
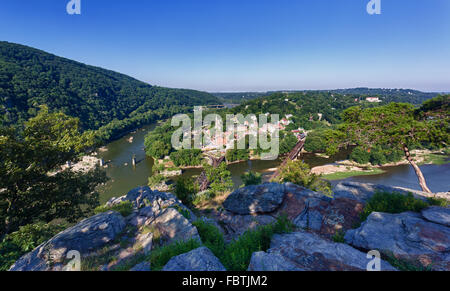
[0,41,219,140]
[213,88,438,106]
[211,92,269,104]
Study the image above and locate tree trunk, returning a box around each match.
[403,146,432,193]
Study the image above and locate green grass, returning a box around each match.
[332,230,346,243]
[322,168,385,181]
[149,239,201,271]
[384,254,432,272]
[94,201,134,217]
[194,215,295,271]
[428,197,450,207]
[421,153,449,166]
[360,192,430,223]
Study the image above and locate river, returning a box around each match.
[97,124,450,203]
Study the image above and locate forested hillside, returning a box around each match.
[0,41,218,140]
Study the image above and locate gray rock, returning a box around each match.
[136,232,153,254]
[345,212,450,271]
[422,206,450,227]
[223,183,286,215]
[216,211,276,240]
[249,231,396,271]
[150,208,200,245]
[248,252,304,271]
[293,209,323,231]
[162,247,226,271]
[333,181,449,203]
[130,262,151,271]
[10,211,126,271]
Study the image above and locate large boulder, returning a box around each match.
[162,247,226,271]
[150,208,200,245]
[345,212,450,271]
[248,231,396,271]
[223,183,286,215]
[108,186,196,222]
[10,211,126,271]
[421,206,450,227]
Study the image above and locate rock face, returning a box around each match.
[162,247,226,271]
[345,211,450,271]
[248,231,396,271]
[130,262,151,272]
[223,183,286,215]
[151,208,200,244]
[10,211,126,271]
[422,206,450,227]
[333,181,450,203]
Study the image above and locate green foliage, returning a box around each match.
[360,192,430,222]
[148,174,167,188]
[170,149,203,167]
[0,41,219,142]
[192,220,226,258]
[428,197,450,208]
[221,215,295,271]
[149,239,201,271]
[0,222,67,271]
[275,160,332,196]
[0,108,108,237]
[350,147,371,164]
[192,191,216,207]
[174,177,198,206]
[384,254,432,272]
[204,163,233,194]
[279,132,299,155]
[226,148,250,163]
[144,122,176,159]
[94,201,134,217]
[304,128,344,155]
[332,230,346,243]
[241,171,263,186]
[350,146,404,166]
[194,215,294,271]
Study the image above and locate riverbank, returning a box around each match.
[314,149,449,181]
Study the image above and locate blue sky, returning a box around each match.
[1,0,449,92]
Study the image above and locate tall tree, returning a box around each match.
[0,107,108,238]
[338,100,449,193]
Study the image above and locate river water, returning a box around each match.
[97,124,450,203]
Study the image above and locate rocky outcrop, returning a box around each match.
[422,206,450,227]
[248,231,396,271]
[130,262,151,272]
[345,210,450,271]
[223,183,286,215]
[10,211,126,271]
[162,247,226,271]
[151,208,200,244]
[333,181,450,203]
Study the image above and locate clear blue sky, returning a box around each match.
[1,0,449,92]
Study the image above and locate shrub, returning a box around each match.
[204,163,233,195]
[241,171,262,186]
[174,177,198,206]
[150,239,201,271]
[192,191,216,207]
[369,147,387,166]
[360,192,429,222]
[221,215,295,271]
[0,222,67,271]
[274,160,332,196]
[428,197,450,207]
[170,149,203,167]
[332,230,346,243]
[94,201,134,217]
[193,220,225,258]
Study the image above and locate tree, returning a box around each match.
[338,102,449,193]
[204,163,233,194]
[0,108,108,238]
